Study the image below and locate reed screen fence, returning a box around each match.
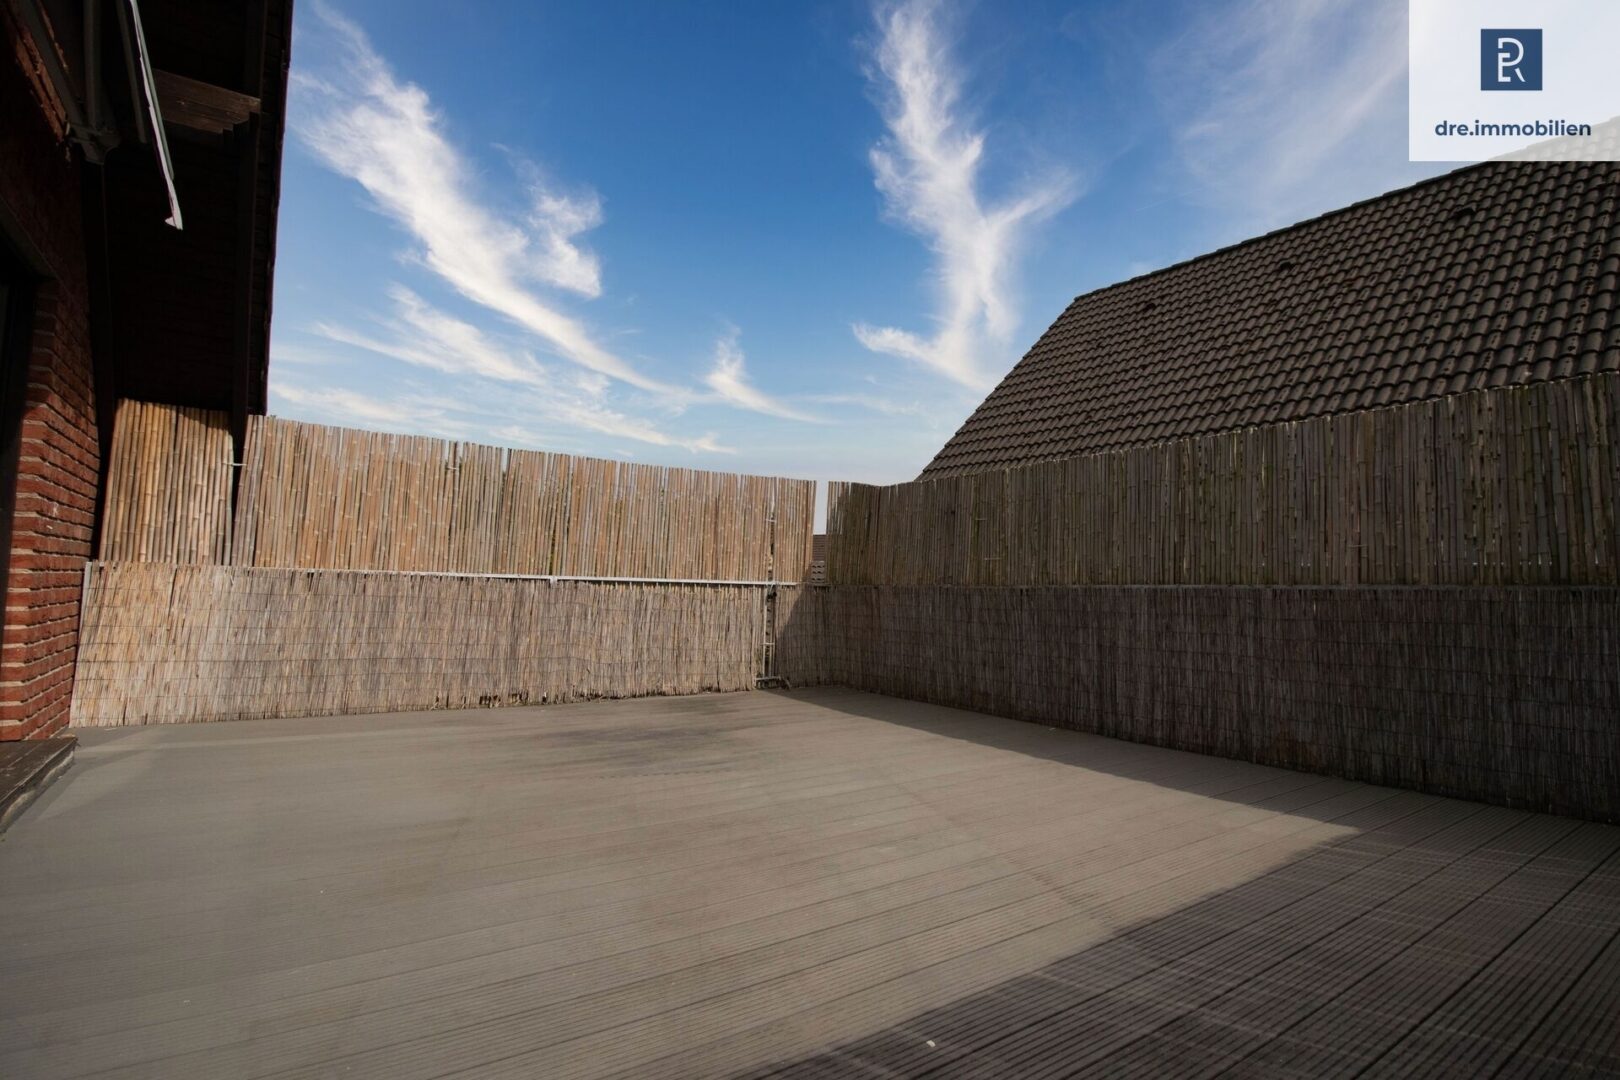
[778,584,1620,822]
[72,563,779,726]
[827,373,1620,587]
[98,405,816,581]
[98,400,235,564]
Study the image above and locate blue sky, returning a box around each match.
[269,0,1445,488]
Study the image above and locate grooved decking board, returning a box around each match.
[1,689,1615,1079]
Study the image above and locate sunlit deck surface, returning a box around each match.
[2,688,1617,1079]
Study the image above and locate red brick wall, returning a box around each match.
[2,284,98,739]
[0,9,100,740]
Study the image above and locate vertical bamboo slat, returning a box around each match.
[99,400,234,563]
[103,402,816,581]
[826,373,1620,587]
[226,419,814,580]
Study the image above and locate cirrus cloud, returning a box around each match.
[293,4,666,391]
[702,329,825,423]
[310,288,726,452]
[287,2,830,456]
[854,0,1078,390]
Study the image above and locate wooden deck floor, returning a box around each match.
[1,688,1616,1079]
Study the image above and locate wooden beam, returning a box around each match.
[154,70,259,135]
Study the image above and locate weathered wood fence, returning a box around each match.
[828,373,1620,586]
[99,404,816,581]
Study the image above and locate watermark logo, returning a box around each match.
[1411,3,1615,162]
[1480,29,1541,91]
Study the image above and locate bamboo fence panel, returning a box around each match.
[71,562,773,726]
[232,417,463,572]
[827,373,1620,587]
[98,399,234,563]
[229,416,814,579]
[102,404,815,579]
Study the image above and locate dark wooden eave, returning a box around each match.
[154,69,259,135]
[99,0,292,435]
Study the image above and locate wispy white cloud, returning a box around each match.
[287,3,828,452]
[270,382,456,432]
[292,5,665,391]
[265,341,347,368]
[305,290,726,452]
[275,374,732,455]
[702,330,824,423]
[315,285,550,387]
[801,392,929,418]
[527,188,604,298]
[854,0,1077,390]
[1151,0,1437,230]
[539,401,730,454]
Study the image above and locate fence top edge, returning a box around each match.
[86,561,799,588]
[799,582,1619,593]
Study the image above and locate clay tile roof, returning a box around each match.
[919,160,1620,479]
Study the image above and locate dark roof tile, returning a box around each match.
[920,161,1620,479]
